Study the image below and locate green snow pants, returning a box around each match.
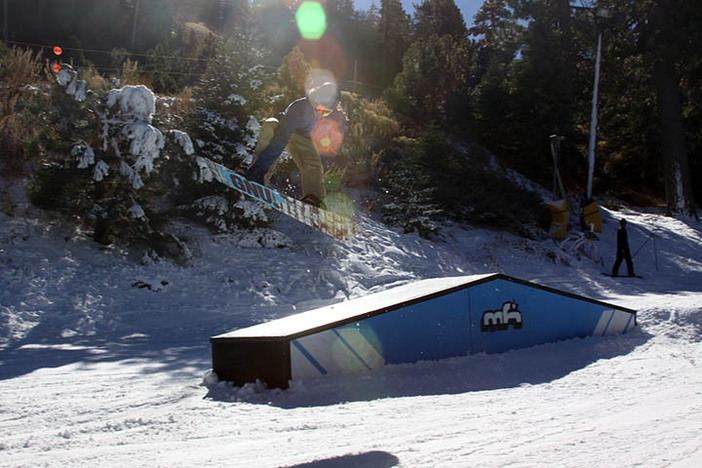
[253,118,326,201]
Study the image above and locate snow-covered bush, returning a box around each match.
[181,196,268,233]
[27,68,199,259]
[189,36,266,169]
[23,33,277,256]
[101,84,165,189]
[170,34,272,234]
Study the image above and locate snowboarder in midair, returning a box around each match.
[612,218,636,277]
[242,82,346,208]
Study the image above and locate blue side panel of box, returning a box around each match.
[289,278,635,381]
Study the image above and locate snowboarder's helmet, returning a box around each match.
[308,82,337,115]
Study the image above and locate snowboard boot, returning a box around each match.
[242,165,266,185]
[301,194,323,208]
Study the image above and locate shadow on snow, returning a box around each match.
[282,451,400,468]
[204,327,652,408]
[0,332,211,381]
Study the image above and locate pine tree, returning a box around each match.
[470,0,523,78]
[192,34,267,168]
[467,0,525,155]
[377,0,411,87]
[386,34,475,125]
[642,0,698,215]
[497,0,584,183]
[596,0,699,214]
[413,0,468,42]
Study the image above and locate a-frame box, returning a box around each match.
[211,274,636,389]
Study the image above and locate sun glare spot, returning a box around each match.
[298,35,347,80]
[305,69,337,97]
[311,118,342,157]
[330,326,384,373]
[323,192,355,219]
[296,1,326,40]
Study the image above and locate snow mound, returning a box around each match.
[639,306,702,342]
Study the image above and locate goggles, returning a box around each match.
[316,104,332,117]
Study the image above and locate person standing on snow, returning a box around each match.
[242,82,346,208]
[612,218,636,277]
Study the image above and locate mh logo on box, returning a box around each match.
[481,301,523,332]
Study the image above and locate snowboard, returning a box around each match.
[602,273,644,279]
[197,157,356,241]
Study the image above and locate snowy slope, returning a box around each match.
[1,194,701,467]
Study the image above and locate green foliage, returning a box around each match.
[276,46,311,109]
[27,74,162,247]
[378,125,548,237]
[375,0,412,88]
[413,0,468,42]
[20,69,207,261]
[4,0,699,243]
[191,35,268,166]
[466,0,590,188]
[570,0,701,211]
[26,83,93,213]
[175,34,272,234]
[337,91,400,187]
[468,0,524,143]
[141,41,192,94]
[0,47,50,178]
[0,41,9,60]
[379,142,442,237]
[386,35,476,126]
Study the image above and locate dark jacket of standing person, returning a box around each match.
[612,219,635,277]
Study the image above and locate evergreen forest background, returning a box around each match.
[0,0,699,257]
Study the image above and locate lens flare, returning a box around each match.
[330,324,383,373]
[323,191,355,219]
[53,64,61,73]
[305,69,337,98]
[311,118,342,157]
[298,34,346,81]
[53,46,63,56]
[296,1,326,40]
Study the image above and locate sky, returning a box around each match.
[353,0,484,27]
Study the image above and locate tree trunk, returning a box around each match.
[652,54,696,216]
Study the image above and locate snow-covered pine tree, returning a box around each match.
[27,67,198,261]
[176,27,272,233]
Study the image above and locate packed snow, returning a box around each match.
[1,185,701,467]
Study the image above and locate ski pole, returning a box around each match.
[632,232,654,259]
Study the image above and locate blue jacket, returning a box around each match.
[251,97,345,173]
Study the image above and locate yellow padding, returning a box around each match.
[582,201,602,233]
[547,199,568,239]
